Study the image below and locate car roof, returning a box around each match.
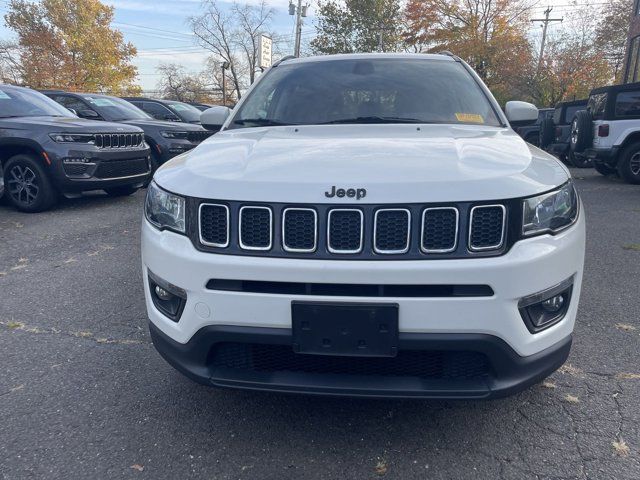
[0,84,29,91]
[276,52,456,66]
[556,99,588,108]
[590,81,640,95]
[122,97,179,105]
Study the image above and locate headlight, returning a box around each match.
[522,181,578,236]
[160,130,189,139]
[49,133,95,144]
[145,181,185,233]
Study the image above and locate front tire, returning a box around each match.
[4,154,57,212]
[104,185,139,197]
[617,142,640,184]
[594,163,616,176]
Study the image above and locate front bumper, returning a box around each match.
[46,143,151,192]
[150,322,572,399]
[142,209,585,398]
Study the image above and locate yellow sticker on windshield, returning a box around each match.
[455,113,484,124]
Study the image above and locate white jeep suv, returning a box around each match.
[142,53,585,399]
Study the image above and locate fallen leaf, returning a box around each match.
[375,460,388,475]
[622,244,640,251]
[615,373,640,380]
[615,323,637,332]
[541,381,556,389]
[131,464,144,472]
[559,364,583,376]
[612,439,630,457]
[563,394,579,404]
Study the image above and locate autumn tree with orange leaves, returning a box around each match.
[3,0,140,94]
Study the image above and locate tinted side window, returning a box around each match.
[615,91,640,117]
[143,102,173,119]
[564,105,584,124]
[553,107,562,124]
[53,95,91,113]
[588,93,607,120]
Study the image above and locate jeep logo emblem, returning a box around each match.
[325,186,367,200]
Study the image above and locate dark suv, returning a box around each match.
[514,108,553,146]
[42,92,213,172]
[539,99,589,167]
[0,85,150,212]
[122,97,203,124]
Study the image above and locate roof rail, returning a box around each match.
[272,55,296,67]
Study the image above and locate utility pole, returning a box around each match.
[290,0,307,57]
[531,7,563,73]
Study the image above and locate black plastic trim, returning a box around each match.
[149,322,573,399]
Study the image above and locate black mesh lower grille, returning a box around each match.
[328,210,362,252]
[470,206,505,250]
[283,209,316,251]
[375,209,409,253]
[200,204,229,246]
[211,343,490,379]
[94,158,149,179]
[422,208,458,252]
[187,131,214,143]
[240,207,272,249]
[63,163,90,176]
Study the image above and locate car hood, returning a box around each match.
[154,124,570,203]
[2,116,142,133]
[120,119,205,130]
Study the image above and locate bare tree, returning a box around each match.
[156,63,217,103]
[189,0,276,100]
[0,41,23,84]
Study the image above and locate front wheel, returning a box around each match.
[618,142,640,184]
[4,154,57,212]
[104,185,139,197]
[594,163,616,176]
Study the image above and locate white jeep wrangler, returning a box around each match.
[571,82,640,183]
[142,53,585,399]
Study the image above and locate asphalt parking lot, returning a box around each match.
[1,168,639,480]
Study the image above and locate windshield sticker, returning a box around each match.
[0,91,11,99]
[86,97,117,107]
[455,113,484,124]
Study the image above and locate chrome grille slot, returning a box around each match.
[422,207,459,253]
[239,206,272,250]
[374,209,410,254]
[327,209,363,253]
[199,204,229,248]
[469,205,506,251]
[283,208,317,252]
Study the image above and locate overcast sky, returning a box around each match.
[0,0,612,91]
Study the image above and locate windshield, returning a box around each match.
[167,102,202,122]
[84,95,151,121]
[230,58,502,129]
[0,86,75,118]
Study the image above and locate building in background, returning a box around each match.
[624,1,640,82]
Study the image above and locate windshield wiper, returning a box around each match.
[321,116,426,125]
[233,118,294,127]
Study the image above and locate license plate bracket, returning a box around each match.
[291,301,399,357]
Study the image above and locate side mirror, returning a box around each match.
[505,101,538,127]
[78,109,99,119]
[201,106,231,131]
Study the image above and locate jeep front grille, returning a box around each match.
[195,200,510,260]
[187,131,215,143]
[94,133,144,149]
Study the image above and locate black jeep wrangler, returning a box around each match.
[539,99,589,167]
[0,85,151,212]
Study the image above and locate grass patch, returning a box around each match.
[6,321,24,329]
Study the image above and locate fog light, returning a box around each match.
[519,276,574,333]
[541,295,564,313]
[154,285,172,301]
[148,270,187,322]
